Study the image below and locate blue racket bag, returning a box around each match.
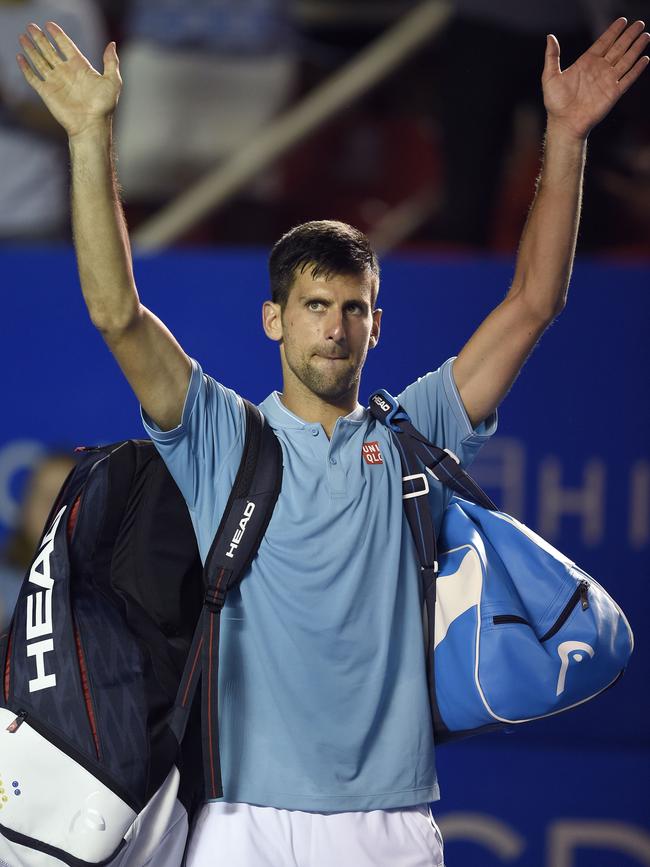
[369,389,634,742]
[434,497,633,734]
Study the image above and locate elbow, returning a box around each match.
[546,296,567,321]
[509,284,567,327]
[91,302,142,336]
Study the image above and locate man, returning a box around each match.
[16,16,648,867]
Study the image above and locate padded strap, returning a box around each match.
[171,399,283,799]
[369,388,496,742]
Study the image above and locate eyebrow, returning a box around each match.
[299,295,370,311]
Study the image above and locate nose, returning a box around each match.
[324,307,346,342]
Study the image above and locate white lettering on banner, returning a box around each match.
[25,505,66,693]
[436,814,650,864]
[629,460,650,549]
[537,458,605,546]
[547,820,650,867]
[468,438,526,518]
[0,439,45,528]
[437,813,525,860]
[226,501,256,559]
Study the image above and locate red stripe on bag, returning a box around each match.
[74,621,100,758]
[181,636,204,707]
[207,611,216,798]
[3,627,13,702]
[67,495,82,542]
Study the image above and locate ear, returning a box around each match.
[369,307,382,349]
[262,300,283,342]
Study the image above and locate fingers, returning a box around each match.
[605,19,644,63]
[18,31,51,79]
[613,28,650,79]
[16,52,42,91]
[543,34,561,77]
[102,41,121,83]
[617,54,650,95]
[590,17,628,57]
[27,23,62,67]
[44,20,83,61]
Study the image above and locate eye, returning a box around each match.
[307,300,325,311]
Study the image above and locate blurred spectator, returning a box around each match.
[427,0,644,250]
[115,0,297,202]
[0,451,75,630]
[0,0,106,242]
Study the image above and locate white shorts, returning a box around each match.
[186,801,444,867]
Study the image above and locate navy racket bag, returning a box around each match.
[0,400,282,866]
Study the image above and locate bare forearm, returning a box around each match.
[510,122,587,321]
[69,120,139,330]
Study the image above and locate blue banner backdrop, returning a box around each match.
[1,249,648,865]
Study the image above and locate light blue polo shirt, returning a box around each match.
[142,357,496,812]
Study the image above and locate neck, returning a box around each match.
[279,382,360,439]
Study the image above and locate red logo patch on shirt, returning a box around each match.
[362,441,384,465]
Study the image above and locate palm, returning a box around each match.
[542,19,649,139]
[17,22,121,138]
[38,55,118,134]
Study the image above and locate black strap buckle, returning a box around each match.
[205,584,227,613]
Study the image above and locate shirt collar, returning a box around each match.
[259,392,367,429]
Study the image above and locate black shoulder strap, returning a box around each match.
[368,388,495,571]
[368,388,495,739]
[171,399,283,799]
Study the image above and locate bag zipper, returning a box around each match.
[540,580,590,643]
[5,708,139,812]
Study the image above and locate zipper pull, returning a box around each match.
[6,710,27,733]
[579,581,590,610]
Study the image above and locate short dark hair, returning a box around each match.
[269,220,380,309]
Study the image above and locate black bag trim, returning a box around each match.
[13,710,140,812]
[0,822,126,867]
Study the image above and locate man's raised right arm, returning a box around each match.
[17,21,191,431]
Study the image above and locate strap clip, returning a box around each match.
[403,472,430,500]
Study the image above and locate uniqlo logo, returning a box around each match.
[362,441,383,465]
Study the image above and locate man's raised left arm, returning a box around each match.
[453,18,649,428]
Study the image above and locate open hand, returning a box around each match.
[542,18,649,141]
[16,22,121,138]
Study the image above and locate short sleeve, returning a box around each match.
[396,356,497,470]
[141,358,245,514]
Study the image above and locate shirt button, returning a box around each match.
[311,427,319,436]
[329,457,338,465]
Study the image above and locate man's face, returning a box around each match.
[267,267,381,404]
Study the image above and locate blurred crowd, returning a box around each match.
[0,452,75,631]
[0,0,648,253]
